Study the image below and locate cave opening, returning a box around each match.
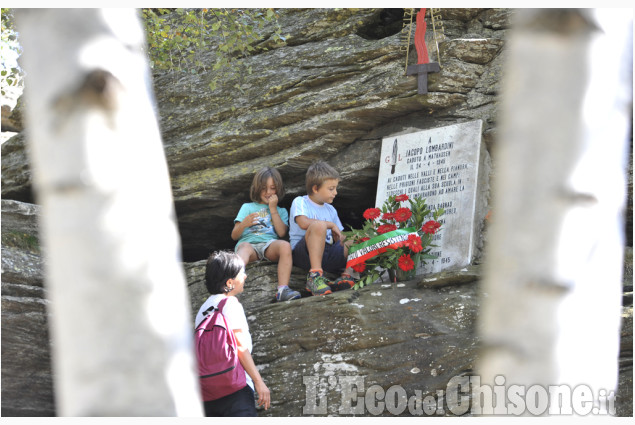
[356,9,406,40]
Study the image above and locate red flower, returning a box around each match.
[393,207,413,222]
[421,220,441,234]
[406,234,423,253]
[398,254,415,271]
[352,262,366,273]
[363,208,381,220]
[359,237,370,243]
[395,194,409,202]
[377,224,397,234]
[382,212,394,221]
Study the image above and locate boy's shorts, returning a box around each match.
[292,237,347,274]
[235,240,276,261]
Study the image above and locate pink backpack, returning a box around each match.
[195,297,247,401]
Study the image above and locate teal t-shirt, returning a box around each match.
[234,202,289,247]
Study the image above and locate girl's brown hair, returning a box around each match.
[250,167,285,203]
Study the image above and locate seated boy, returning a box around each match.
[289,161,357,296]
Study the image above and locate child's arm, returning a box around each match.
[267,194,288,238]
[294,215,342,242]
[230,212,260,241]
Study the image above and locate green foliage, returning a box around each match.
[141,8,284,90]
[1,8,23,97]
[0,9,282,97]
[2,230,40,254]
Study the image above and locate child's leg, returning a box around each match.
[304,221,328,270]
[236,242,258,266]
[293,221,332,296]
[263,240,292,287]
[266,240,300,301]
[328,239,357,291]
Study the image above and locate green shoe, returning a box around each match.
[329,273,357,292]
[306,271,332,296]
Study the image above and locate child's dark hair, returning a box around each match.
[250,167,285,203]
[306,161,339,194]
[205,251,245,294]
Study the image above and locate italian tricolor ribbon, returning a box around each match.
[346,227,418,268]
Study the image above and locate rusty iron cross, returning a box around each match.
[406,8,440,94]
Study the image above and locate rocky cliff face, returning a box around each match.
[2,199,633,416]
[155,8,508,260]
[3,8,512,260]
[1,200,54,416]
[186,259,482,416]
[3,8,631,256]
[1,8,632,417]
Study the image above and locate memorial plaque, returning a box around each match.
[376,120,485,274]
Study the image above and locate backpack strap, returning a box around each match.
[217,296,230,313]
[201,296,230,317]
[196,296,232,332]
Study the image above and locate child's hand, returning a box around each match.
[331,226,342,243]
[267,194,279,209]
[244,212,260,227]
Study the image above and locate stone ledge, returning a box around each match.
[417,264,481,289]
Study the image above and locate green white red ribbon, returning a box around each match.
[346,227,418,268]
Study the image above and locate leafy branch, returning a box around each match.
[142,8,285,90]
[1,8,23,97]
[0,8,284,99]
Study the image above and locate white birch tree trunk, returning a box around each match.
[476,9,632,416]
[15,9,203,416]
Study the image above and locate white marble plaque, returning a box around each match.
[376,120,484,274]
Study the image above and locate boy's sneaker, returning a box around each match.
[276,287,301,302]
[328,273,357,292]
[306,271,332,296]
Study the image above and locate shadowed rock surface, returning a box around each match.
[1,200,54,416]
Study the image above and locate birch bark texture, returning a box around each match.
[477,9,632,415]
[15,9,203,416]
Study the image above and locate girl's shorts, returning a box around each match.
[235,240,276,261]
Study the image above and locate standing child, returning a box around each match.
[231,167,300,302]
[289,161,357,295]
